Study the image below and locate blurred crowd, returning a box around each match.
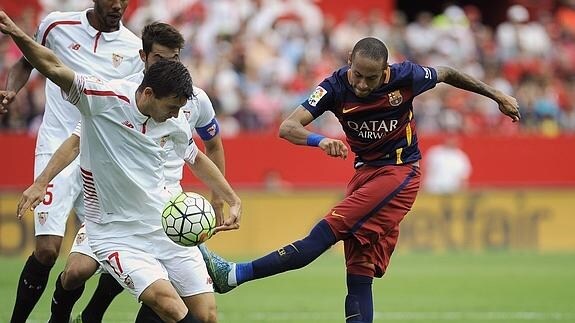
[2,0,575,137]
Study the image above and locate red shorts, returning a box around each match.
[324,164,421,278]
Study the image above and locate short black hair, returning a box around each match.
[139,60,194,100]
[351,37,389,63]
[141,22,185,55]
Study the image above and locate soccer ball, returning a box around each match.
[162,192,216,247]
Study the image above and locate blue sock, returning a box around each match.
[345,294,363,322]
[346,274,374,323]
[236,220,336,284]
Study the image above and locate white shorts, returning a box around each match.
[89,229,213,300]
[69,224,105,275]
[33,154,84,236]
[70,224,98,260]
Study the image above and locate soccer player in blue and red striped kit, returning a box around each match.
[201,37,521,322]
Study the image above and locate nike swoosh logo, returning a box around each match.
[342,106,361,113]
[331,210,345,218]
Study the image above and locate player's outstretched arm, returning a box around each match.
[0,57,33,113]
[203,134,226,226]
[0,10,74,94]
[436,65,521,122]
[17,135,80,218]
[279,106,348,159]
[186,152,242,233]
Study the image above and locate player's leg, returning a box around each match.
[72,203,125,323]
[135,303,164,323]
[200,217,337,292]
[49,224,100,323]
[11,235,62,322]
[342,164,421,323]
[148,238,217,322]
[94,234,199,322]
[135,292,215,323]
[198,244,235,293]
[139,280,200,323]
[11,154,79,322]
[77,272,124,323]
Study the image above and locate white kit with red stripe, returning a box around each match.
[125,72,217,191]
[34,9,143,155]
[67,74,198,239]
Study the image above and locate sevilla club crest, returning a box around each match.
[38,212,48,225]
[112,53,124,68]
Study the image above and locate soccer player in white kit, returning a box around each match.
[0,1,143,321]
[18,22,228,322]
[0,11,241,323]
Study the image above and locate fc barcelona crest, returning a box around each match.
[112,53,124,68]
[388,90,403,106]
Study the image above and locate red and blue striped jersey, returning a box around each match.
[302,61,438,167]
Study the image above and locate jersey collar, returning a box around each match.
[129,89,151,124]
[81,9,124,41]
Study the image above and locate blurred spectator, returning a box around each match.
[423,137,471,195]
[2,1,575,136]
[496,4,551,61]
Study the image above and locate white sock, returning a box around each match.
[227,263,237,286]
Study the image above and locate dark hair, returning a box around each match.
[139,60,194,100]
[351,37,389,63]
[141,22,185,55]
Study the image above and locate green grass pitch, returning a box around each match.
[1,250,574,322]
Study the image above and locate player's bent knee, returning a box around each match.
[191,305,217,323]
[182,292,217,323]
[61,266,94,290]
[35,235,63,265]
[61,253,99,289]
[34,246,60,265]
[141,282,189,322]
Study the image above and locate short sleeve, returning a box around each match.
[183,138,200,164]
[406,61,438,96]
[300,81,336,118]
[72,121,82,137]
[66,73,130,116]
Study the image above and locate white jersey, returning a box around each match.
[125,72,217,189]
[67,73,198,239]
[34,9,143,155]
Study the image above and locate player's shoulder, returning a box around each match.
[190,86,214,111]
[118,25,141,45]
[389,60,433,81]
[104,78,139,98]
[42,10,83,23]
[192,85,208,98]
[319,66,347,93]
[124,71,144,83]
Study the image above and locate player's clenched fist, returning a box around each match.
[319,138,348,159]
[497,93,521,122]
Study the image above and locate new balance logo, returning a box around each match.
[122,121,134,129]
[68,43,81,50]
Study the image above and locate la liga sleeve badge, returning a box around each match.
[307,86,327,107]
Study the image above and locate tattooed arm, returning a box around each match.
[436,66,520,122]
